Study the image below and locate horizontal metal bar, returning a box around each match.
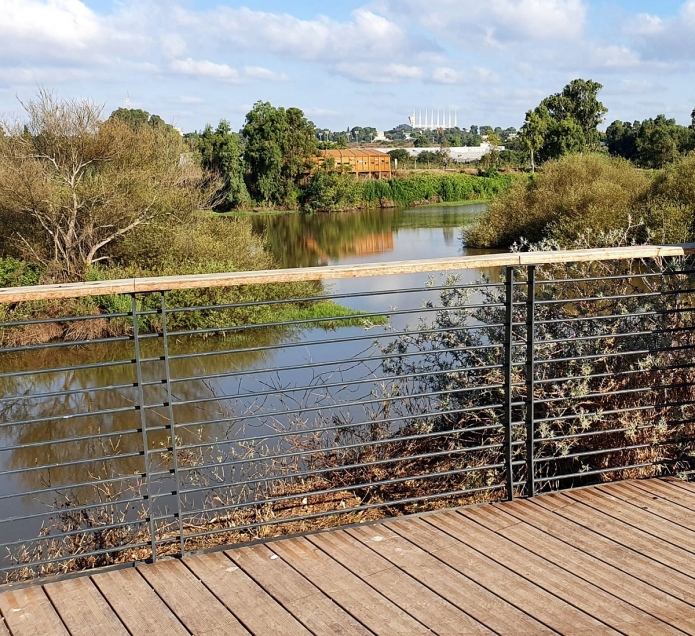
[171,429,506,478]
[0,450,144,478]
[534,311,659,326]
[0,517,150,551]
[0,540,152,575]
[0,405,140,431]
[535,291,661,306]
[178,483,508,541]
[534,461,671,485]
[164,281,508,315]
[0,494,147,526]
[535,272,663,285]
[533,441,670,464]
[0,335,134,356]
[174,458,506,501]
[533,381,693,406]
[0,473,147,504]
[168,325,504,363]
[0,359,136,381]
[170,410,506,458]
[170,368,505,412]
[535,423,655,444]
[166,302,507,339]
[169,347,505,388]
[0,311,132,329]
[0,382,138,406]
[0,427,143,456]
[531,361,695,387]
[534,329,652,347]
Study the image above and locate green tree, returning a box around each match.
[636,116,680,169]
[519,108,548,172]
[242,102,318,207]
[108,108,173,131]
[196,120,250,210]
[524,78,607,164]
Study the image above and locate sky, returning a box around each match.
[2,0,695,133]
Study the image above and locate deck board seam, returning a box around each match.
[305,531,464,636]
[593,484,695,537]
[416,515,629,635]
[519,497,695,606]
[386,519,564,636]
[233,545,378,636]
[457,505,693,634]
[563,489,695,557]
[344,528,505,636]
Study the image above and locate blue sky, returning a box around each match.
[2,1,695,133]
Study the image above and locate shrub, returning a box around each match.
[465,153,650,247]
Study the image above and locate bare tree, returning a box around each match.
[0,90,217,279]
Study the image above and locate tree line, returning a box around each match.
[517,78,695,170]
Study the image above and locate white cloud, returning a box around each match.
[432,68,463,84]
[333,62,423,83]
[171,58,242,83]
[625,1,695,61]
[244,66,289,82]
[389,0,586,45]
[170,59,290,84]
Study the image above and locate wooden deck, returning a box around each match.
[2,478,695,635]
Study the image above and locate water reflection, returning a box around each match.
[252,204,488,268]
[0,203,502,553]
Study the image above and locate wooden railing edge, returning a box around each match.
[1,243,695,304]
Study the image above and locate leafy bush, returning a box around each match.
[465,153,651,247]
[301,170,363,213]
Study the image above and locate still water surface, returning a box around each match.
[0,203,505,548]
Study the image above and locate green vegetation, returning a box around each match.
[362,172,521,208]
[519,79,607,169]
[465,153,695,248]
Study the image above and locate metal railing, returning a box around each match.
[1,245,694,583]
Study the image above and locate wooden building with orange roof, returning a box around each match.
[319,149,391,179]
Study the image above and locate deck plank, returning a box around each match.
[43,578,128,636]
[269,536,431,635]
[0,614,10,636]
[137,559,250,635]
[307,528,494,636]
[505,498,695,605]
[566,486,695,552]
[347,523,555,636]
[537,490,695,577]
[228,543,374,636]
[185,551,313,636]
[0,586,69,636]
[599,482,695,533]
[430,510,670,636]
[394,514,624,636]
[464,503,695,633]
[91,568,189,636]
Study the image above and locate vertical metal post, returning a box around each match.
[525,266,537,498]
[504,267,515,501]
[132,294,157,563]
[161,292,186,557]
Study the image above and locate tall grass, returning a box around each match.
[362,173,520,208]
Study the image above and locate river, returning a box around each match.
[0,202,506,564]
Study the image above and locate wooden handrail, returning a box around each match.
[1,244,694,304]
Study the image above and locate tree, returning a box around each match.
[0,90,213,279]
[519,108,547,172]
[524,78,607,164]
[195,120,250,210]
[108,107,173,131]
[242,102,317,206]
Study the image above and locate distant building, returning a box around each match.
[319,149,391,179]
